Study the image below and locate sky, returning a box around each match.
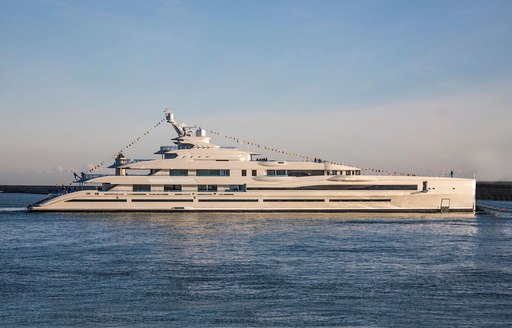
[0,0,511,184]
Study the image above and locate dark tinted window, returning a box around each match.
[198,185,218,192]
[133,184,151,192]
[197,170,230,176]
[164,153,178,159]
[170,169,188,176]
[164,184,182,192]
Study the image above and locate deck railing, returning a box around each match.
[159,145,178,152]
[125,159,154,164]
[75,173,111,182]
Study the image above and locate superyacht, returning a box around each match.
[29,112,476,213]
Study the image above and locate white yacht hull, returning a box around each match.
[29,178,476,213]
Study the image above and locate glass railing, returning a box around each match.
[76,173,112,181]
[122,159,153,164]
[159,145,178,152]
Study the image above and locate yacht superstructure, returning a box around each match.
[29,112,476,213]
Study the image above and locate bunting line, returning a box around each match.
[79,115,420,178]
[84,117,167,174]
[201,127,419,176]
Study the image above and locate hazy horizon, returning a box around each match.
[1,0,511,184]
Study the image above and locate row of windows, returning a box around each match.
[157,169,361,177]
[132,184,417,192]
[169,169,231,176]
[132,184,246,192]
[163,169,364,177]
[132,199,192,202]
[247,185,418,191]
[346,170,361,176]
[67,199,127,202]
[67,198,391,203]
[267,170,326,176]
[267,170,361,176]
[197,169,230,176]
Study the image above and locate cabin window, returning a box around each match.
[252,170,257,176]
[197,169,230,176]
[198,185,218,192]
[164,153,178,159]
[164,184,182,192]
[133,184,151,192]
[286,170,325,177]
[170,169,188,176]
[226,184,246,192]
[287,170,310,177]
[266,169,288,176]
[241,170,247,176]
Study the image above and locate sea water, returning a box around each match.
[1,193,511,327]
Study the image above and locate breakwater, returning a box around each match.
[1,182,511,200]
[476,181,512,201]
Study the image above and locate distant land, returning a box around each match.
[1,182,511,201]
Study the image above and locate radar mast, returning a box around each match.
[165,111,189,137]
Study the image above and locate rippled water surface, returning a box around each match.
[1,194,511,327]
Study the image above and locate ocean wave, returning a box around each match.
[0,207,28,212]
[477,201,512,217]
